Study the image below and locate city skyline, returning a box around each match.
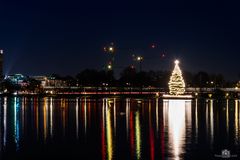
[1,1,240,80]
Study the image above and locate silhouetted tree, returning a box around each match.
[76,69,116,87]
[1,79,20,93]
[27,78,42,92]
[183,71,193,87]
[192,71,209,87]
[119,66,137,86]
[62,75,77,86]
[76,69,100,86]
[209,74,225,87]
[135,71,151,87]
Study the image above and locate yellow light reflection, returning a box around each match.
[50,97,53,138]
[235,99,239,144]
[61,99,66,136]
[226,99,229,134]
[43,98,48,141]
[106,99,113,160]
[34,98,39,140]
[135,111,141,159]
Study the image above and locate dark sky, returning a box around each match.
[0,1,240,80]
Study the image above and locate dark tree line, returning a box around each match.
[0,67,236,94]
[59,68,235,88]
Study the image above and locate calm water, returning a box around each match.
[0,96,240,159]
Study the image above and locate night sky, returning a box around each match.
[0,1,240,80]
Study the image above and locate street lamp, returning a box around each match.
[108,46,114,53]
[136,56,143,72]
[107,64,112,70]
[104,43,115,72]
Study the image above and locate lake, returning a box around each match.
[0,96,239,159]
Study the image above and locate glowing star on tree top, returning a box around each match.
[175,60,179,64]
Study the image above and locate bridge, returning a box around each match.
[40,86,240,96]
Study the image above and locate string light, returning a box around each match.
[168,60,185,95]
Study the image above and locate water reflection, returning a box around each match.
[226,99,229,135]
[102,98,114,160]
[1,97,240,159]
[43,98,48,142]
[33,97,39,140]
[76,98,79,139]
[156,98,159,136]
[149,101,154,160]
[235,99,239,144]
[50,97,53,138]
[195,99,198,143]
[14,97,20,151]
[163,99,192,160]
[3,97,7,147]
[128,100,142,160]
[126,98,130,139]
[82,98,87,136]
[210,100,214,146]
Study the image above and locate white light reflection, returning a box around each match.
[205,99,214,146]
[163,99,192,160]
[114,98,116,136]
[206,100,209,136]
[84,98,87,135]
[126,98,130,139]
[102,99,106,160]
[14,97,20,151]
[209,100,214,146]
[0,98,2,152]
[76,98,79,139]
[135,110,141,159]
[195,99,198,143]
[22,98,25,137]
[156,98,159,136]
[3,97,7,147]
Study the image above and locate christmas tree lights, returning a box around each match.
[168,60,185,95]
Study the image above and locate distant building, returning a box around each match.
[6,74,29,87]
[0,50,3,80]
[31,75,67,88]
[31,76,48,87]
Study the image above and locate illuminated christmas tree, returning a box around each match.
[168,60,185,95]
